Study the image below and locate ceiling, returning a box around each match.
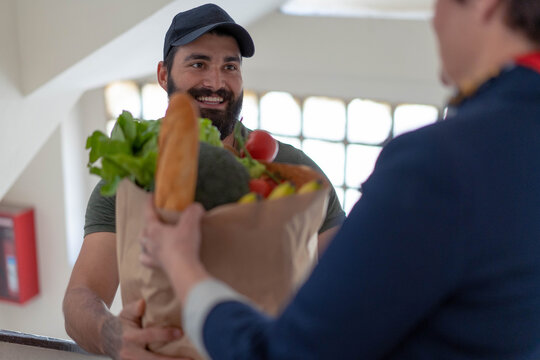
[281,0,434,19]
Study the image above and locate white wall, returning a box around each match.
[0,0,20,100]
[61,88,109,265]
[0,89,123,340]
[242,12,449,106]
[0,125,71,338]
[16,0,174,94]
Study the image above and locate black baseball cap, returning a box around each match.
[163,4,255,60]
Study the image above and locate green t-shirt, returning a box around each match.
[84,137,346,237]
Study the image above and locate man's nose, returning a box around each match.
[202,67,224,90]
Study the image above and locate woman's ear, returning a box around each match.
[477,0,505,23]
[157,61,167,91]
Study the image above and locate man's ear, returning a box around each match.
[157,61,167,91]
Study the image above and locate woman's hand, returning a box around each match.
[140,197,204,268]
[140,197,210,303]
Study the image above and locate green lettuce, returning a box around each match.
[199,118,223,147]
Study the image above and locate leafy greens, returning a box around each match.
[86,111,222,196]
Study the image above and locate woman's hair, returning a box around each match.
[455,0,540,44]
[503,0,540,44]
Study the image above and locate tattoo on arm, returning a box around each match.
[101,315,122,360]
[64,287,121,358]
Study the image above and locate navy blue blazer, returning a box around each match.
[202,64,540,359]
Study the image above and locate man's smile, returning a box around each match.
[197,95,225,106]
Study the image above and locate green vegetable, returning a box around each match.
[232,122,264,179]
[86,111,225,197]
[86,111,159,196]
[195,142,250,210]
[199,118,223,147]
[236,157,265,178]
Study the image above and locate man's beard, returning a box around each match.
[167,73,243,139]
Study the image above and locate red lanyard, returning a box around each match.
[515,52,540,74]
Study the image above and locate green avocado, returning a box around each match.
[195,142,250,210]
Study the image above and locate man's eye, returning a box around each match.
[225,64,238,71]
[191,63,203,69]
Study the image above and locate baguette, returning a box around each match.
[155,93,200,214]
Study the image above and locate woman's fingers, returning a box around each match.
[176,203,205,232]
[140,200,206,269]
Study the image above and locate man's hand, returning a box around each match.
[102,299,188,360]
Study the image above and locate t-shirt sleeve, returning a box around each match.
[274,142,346,233]
[84,180,117,237]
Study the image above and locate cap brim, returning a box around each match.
[171,22,254,58]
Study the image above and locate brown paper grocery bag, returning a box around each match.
[116,177,329,359]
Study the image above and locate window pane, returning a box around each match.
[346,144,382,188]
[274,135,301,149]
[347,99,392,144]
[344,188,361,215]
[241,90,259,130]
[393,104,439,137]
[105,81,141,118]
[260,92,301,136]
[303,96,345,141]
[142,83,167,120]
[303,139,344,186]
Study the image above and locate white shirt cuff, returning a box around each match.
[183,278,247,359]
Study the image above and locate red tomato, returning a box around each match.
[249,178,277,198]
[245,130,278,162]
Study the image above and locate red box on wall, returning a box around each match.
[0,203,39,304]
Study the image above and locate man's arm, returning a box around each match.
[63,232,183,359]
[317,225,339,256]
[63,232,119,355]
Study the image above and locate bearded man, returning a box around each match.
[62,4,345,360]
